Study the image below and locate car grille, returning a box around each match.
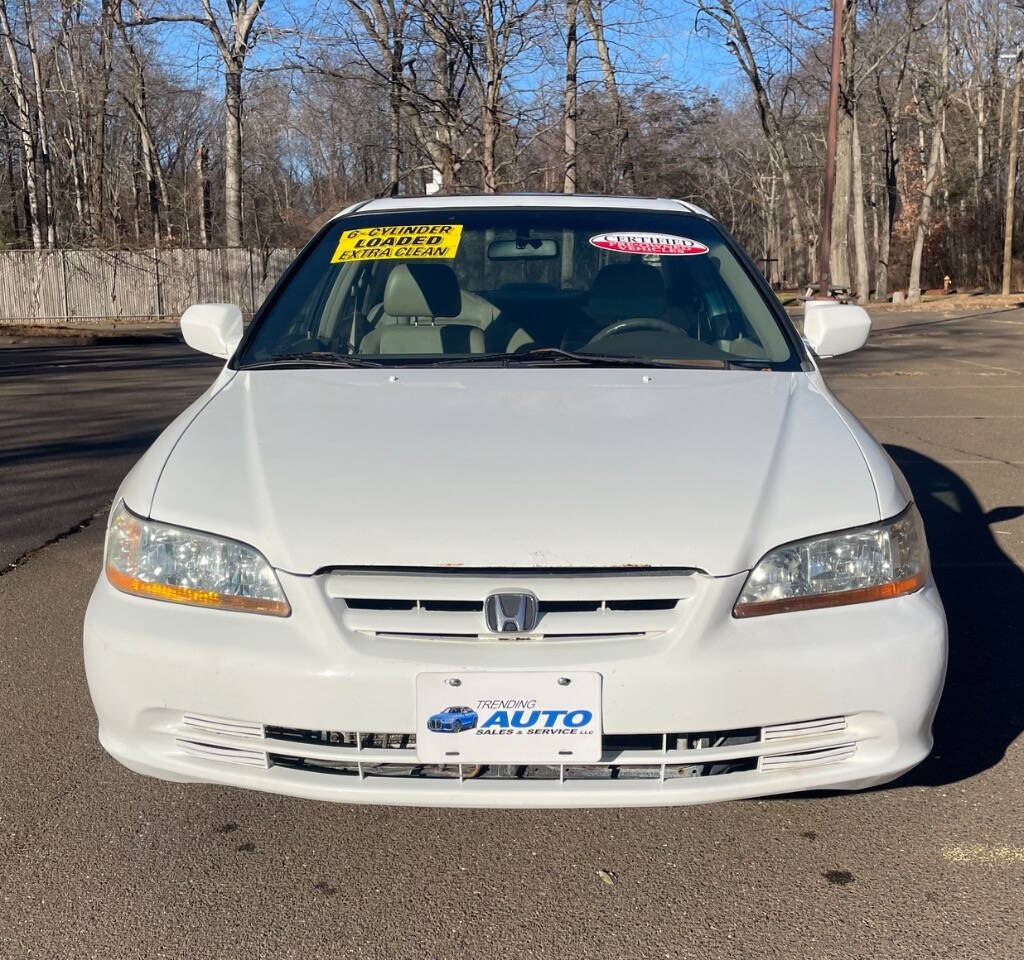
[323,569,698,641]
[174,715,855,784]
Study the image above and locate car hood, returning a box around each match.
[149,368,886,576]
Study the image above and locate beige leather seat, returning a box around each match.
[359,263,486,355]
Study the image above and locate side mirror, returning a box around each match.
[180,303,243,359]
[803,300,871,358]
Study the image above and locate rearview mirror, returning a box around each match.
[803,301,871,358]
[180,303,243,359]
[487,238,559,260]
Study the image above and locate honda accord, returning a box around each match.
[83,194,947,806]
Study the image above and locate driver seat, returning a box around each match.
[586,262,667,324]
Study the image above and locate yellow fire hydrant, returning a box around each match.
[944,275,952,293]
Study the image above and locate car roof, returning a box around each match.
[335,192,715,221]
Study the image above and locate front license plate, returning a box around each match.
[415,671,602,764]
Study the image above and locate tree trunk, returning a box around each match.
[907,126,943,302]
[419,4,462,193]
[907,0,950,304]
[975,80,987,285]
[873,147,890,302]
[1003,53,1022,296]
[23,0,53,245]
[852,106,870,304]
[89,0,114,240]
[563,0,578,193]
[388,38,403,196]
[830,105,853,290]
[482,93,499,193]
[829,0,856,292]
[224,65,244,247]
[143,136,161,251]
[131,129,143,243]
[4,119,20,244]
[197,144,211,248]
[780,165,807,287]
[54,12,89,234]
[64,112,87,226]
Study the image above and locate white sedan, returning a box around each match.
[84,194,947,807]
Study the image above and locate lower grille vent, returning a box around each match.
[263,726,414,750]
[269,754,759,781]
[762,716,847,741]
[175,738,267,767]
[175,714,855,784]
[759,743,856,771]
[182,713,263,739]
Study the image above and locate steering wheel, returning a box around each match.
[584,316,681,347]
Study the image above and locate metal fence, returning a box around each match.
[0,247,298,325]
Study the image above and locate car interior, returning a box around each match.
[335,262,770,361]
[264,226,787,364]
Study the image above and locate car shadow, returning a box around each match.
[885,444,1024,788]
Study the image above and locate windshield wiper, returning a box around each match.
[241,351,384,369]
[496,347,728,369]
[242,347,733,370]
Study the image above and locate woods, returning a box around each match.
[0,0,1022,297]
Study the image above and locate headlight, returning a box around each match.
[734,504,928,618]
[105,502,290,616]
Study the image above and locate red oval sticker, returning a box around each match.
[589,233,709,256]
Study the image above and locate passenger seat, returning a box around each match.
[359,263,485,354]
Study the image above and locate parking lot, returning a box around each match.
[1,309,1022,959]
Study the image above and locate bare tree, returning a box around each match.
[851,104,870,302]
[0,0,45,247]
[196,143,212,246]
[1003,48,1022,295]
[115,1,171,246]
[907,0,951,303]
[129,0,268,246]
[474,0,539,193]
[563,0,578,192]
[579,0,635,193]
[866,0,917,300]
[340,0,413,195]
[697,0,809,285]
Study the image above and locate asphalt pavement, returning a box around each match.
[1,311,1022,959]
[0,341,218,571]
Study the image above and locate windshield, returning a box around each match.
[239,208,799,369]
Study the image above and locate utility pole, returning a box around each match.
[817,0,844,298]
[1003,49,1023,296]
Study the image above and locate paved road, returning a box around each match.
[1,315,1023,959]
[0,341,218,570]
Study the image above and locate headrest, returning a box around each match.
[383,263,462,318]
[588,262,666,321]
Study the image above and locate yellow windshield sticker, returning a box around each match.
[331,224,463,263]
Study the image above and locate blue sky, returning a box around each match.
[154,0,747,101]
[604,1,745,94]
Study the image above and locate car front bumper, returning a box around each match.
[83,568,947,808]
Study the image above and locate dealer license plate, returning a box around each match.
[415,671,602,764]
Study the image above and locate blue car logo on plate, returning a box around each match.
[426,705,478,733]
